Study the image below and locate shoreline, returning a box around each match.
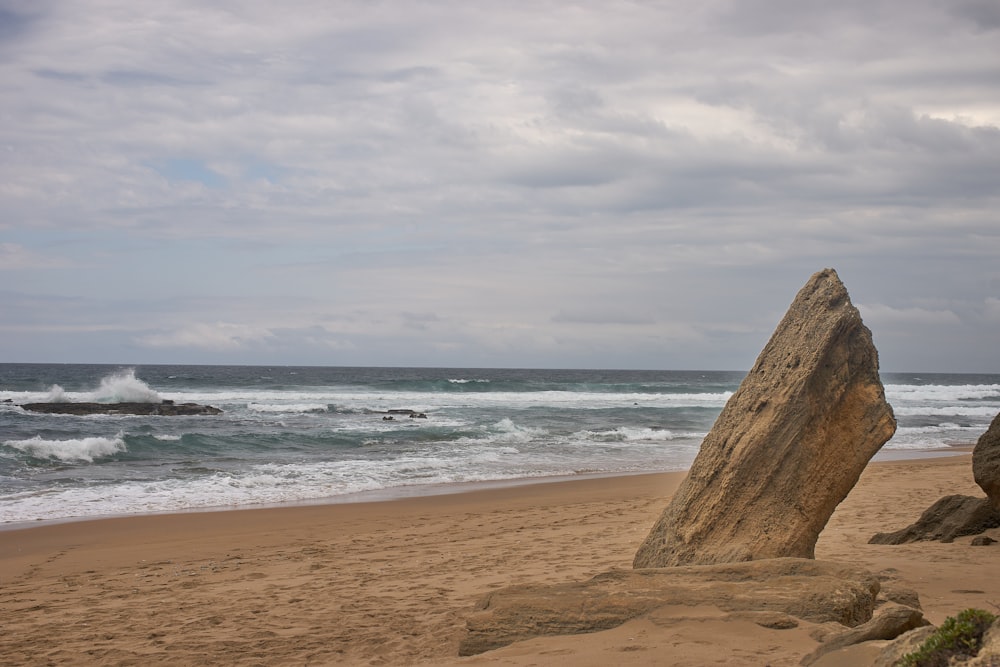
[0,444,974,533]
[2,451,998,666]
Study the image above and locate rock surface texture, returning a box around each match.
[800,603,929,666]
[459,558,880,656]
[634,268,896,568]
[20,401,222,416]
[973,412,1000,511]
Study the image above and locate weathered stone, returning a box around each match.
[459,558,879,656]
[876,583,922,610]
[732,611,799,629]
[972,535,997,546]
[872,625,937,667]
[20,401,222,416]
[868,495,1000,544]
[800,603,929,666]
[634,268,896,568]
[974,412,1000,511]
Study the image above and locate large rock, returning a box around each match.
[459,558,879,656]
[868,494,1000,544]
[634,268,896,568]
[973,412,1000,511]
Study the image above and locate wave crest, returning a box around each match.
[4,432,127,462]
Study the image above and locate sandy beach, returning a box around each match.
[2,451,997,666]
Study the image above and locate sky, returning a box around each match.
[1,1,998,372]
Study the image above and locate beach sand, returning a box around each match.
[2,452,998,666]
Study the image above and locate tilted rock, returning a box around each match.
[973,412,1000,511]
[868,494,1000,544]
[634,268,896,568]
[459,558,879,656]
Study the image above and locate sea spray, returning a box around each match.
[88,369,161,403]
[46,384,68,402]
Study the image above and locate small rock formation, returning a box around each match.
[459,558,879,656]
[800,603,929,666]
[973,412,1000,511]
[868,495,1000,544]
[634,268,896,568]
[872,626,938,667]
[20,401,222,416]
[869,411,1000,544]
[874,614,1000,667]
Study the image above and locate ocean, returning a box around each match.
[1,364,998,526]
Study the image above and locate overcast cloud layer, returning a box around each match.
[1,1,998,371]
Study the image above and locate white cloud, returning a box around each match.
[858,303,962,326]
[984,298,1000,322]
[136,322,275,350]
[0,243,70,270]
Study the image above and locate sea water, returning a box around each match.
[1,364,997,525]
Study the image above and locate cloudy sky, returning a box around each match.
[1,1,998,371]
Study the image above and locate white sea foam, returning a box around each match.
[3,432,126,462]
[487,418,546,443]
[582,426,681,442]
[885,383,1000,402]
[0,450,576,523]
[150,389,733,411]
[247,403,329,414]
[885,423,988,449]
[892,406,999,417]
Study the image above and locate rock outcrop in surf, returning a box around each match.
[20,401,222,416]
[634,268,896,567]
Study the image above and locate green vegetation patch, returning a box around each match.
[898,608,996,666]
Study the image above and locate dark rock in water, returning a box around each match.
[868,494,1000,544]
[20,401,222,416]
[971,535,997,546]
[633,268,896,568]
[459,558,880,656]
[973,412,1000,511]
